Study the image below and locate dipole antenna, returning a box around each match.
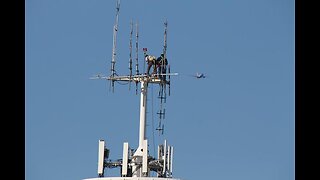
[157,20,169,135]
[163,19,168,69]
[159,20,168,102]
[135,21,140,94]
[110,0,121,92]
[128,20,133,90]
[164,20,170,97]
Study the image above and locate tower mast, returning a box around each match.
[87,0,180,179]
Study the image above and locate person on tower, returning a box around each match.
[156,53,168,80]
[143,48,157,76]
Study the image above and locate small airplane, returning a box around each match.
[89,74,108,79]
[191,72,206,79]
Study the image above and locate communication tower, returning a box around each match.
[84,1,180,180]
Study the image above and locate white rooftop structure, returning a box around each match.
[84,178,180,180]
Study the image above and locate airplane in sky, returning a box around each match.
[191,72,206,79]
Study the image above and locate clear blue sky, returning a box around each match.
[26,0,294,180]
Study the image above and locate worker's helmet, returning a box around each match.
[161,53,164,57]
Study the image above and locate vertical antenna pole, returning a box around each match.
[163,19,168,72]
[135,21,140,94]
[160,19,168,100]
[135,22,139,75]
[156,20,168,135]
[110,0,120,92]
[164,20,169,98]
[129,20,133,90]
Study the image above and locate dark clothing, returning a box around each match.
[156,56,168,74]
[157,55,168,80]
[157,56,168,65]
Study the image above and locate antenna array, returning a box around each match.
[156,20,169,135]
[89,0,179,178]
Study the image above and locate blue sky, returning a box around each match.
[26,0,294,180]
